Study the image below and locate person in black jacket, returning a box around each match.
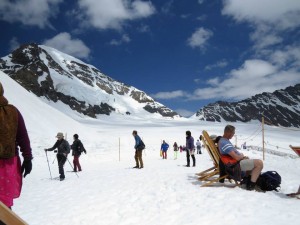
[71,134,86,172]
[45,132,70,181]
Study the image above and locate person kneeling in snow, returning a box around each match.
[218,125,263,191]
[45,133,70,181]
[71,134,86,172]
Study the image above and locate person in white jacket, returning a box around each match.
[196,139,202,154]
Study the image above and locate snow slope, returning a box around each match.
[0,71,299,225]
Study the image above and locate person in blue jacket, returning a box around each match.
[161,140,169,159]
[132,130,144,169]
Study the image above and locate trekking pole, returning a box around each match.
[45,150,53,180]
[66,157,79,178]
[52,157,56,164]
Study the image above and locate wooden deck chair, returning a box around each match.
[197,130,238,187]
[196,131,219,179]
[289,145,300,157]
[0,201,28,225]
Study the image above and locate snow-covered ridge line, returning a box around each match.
[193,84,300,127]
[0,43,179,120]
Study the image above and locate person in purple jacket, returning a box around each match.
[0,82,33,211]
[185,130,196,167]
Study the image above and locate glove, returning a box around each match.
[21,159,32,178]
[44,148,48,151]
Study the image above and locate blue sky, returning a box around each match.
[1,0,300,117]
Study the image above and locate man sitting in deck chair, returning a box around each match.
[218,125,264,191]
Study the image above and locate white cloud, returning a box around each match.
[137,24,150,33]
[9,37,20,52]
[152,90,189,100]
[198,0,205,4]
[152,59,300,103]
[269,46,300,68]
[205,59,228,70]
[110,34,131,46]
[206,77,220,86]
[222,0,300,30]
[43,32,91,59]
[77,0,155,30]
[187,27,213,49]
[0,0,62,28]
[161,0,174,14]
[191,59,300,100]
[222,0,300,50]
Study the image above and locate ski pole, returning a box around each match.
[45,150,53,180]
[66,157,79,178]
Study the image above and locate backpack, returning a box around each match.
[137,140,145,151]
[63,140,71,154]
[78,140,85,153]
[0,104,18,159]
[257,171,281,192]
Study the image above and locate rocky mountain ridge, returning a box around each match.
[0,43,179,119]
[193,84,300,127]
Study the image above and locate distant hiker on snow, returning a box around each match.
[196,139,202,154]
[161,140,169,159]
[45,132,70,181]
[218,125,263,191]
[71,134,86,172]
[0,81,33,210]
[132,130,145,169]
[186,131,196,167]
[173,142,178,159]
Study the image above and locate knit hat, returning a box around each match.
[56,132,64,138]
[73,134,79,139]
[0,82,3,96]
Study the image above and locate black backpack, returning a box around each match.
[137,140,145,151]
[257,171,281,192]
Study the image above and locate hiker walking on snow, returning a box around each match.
[196,139,202,154]
[45,132,70,181]
[161,140,169,159]
[173,142,178,159]
[0,82,33,211]
[186,131,196,167]
[132,130,144,169]
[71,134,86,172]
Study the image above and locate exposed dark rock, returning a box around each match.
[0,43,179,119]
[195,84,300,127]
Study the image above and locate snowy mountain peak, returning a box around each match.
[0,43,179,119]
[192,84,300,127]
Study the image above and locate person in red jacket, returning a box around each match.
[0,82,33,211]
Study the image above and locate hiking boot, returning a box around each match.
[60,177,65,181]
[185,165,190,167]
[139,166,144,169]
[133,166,139,169]
[246,182,256,191]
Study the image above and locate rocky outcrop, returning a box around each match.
[0,43,179,119]
[194,84,300,127]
